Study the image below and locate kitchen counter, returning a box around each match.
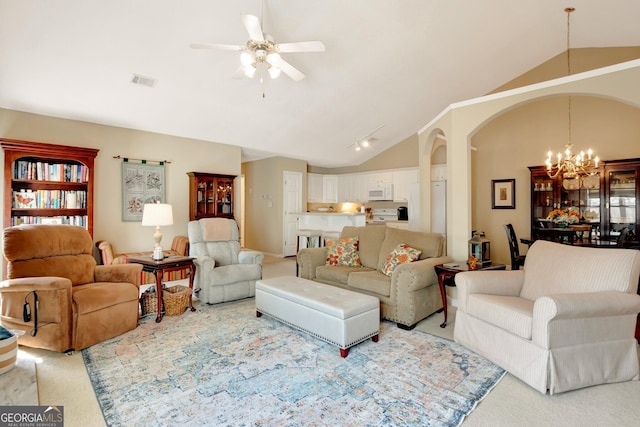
[299,212,366,216]
[297,212,366,232]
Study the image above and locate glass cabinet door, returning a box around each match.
[606,169,637,239]
[531,173,555,222]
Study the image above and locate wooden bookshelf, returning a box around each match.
[2,139,99,236]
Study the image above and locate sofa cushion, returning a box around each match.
[466,294,534,339]
[382,243,422,276]
[377,228,444,271]
[348,270,392,297]
[340,225,387,269]
[521,240,640,301]
[325,237,361,267]
[316,265,373,284]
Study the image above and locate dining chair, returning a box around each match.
[504,224,526,270]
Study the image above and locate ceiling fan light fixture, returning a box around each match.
[240,51,254,67]
[268,66,281,79]
[243,65,257,78]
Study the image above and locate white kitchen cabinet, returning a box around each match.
[392,169,418,202]
[431,164,447,182]
[337,175,351,202]
[308,173,324,202]
[323,175,339,203]
[351,173,369,202]
[367,171,393,187]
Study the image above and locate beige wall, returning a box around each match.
[308,133,418,175]
[242,156,307,255]
[492,47,640,93]
[0,108,241,257]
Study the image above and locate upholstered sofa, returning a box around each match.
[297,225,452,329]
[454,240,640,395]
[188,218,263,304]
[95,236,189,284]
[0,224,142,352]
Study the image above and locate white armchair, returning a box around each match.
[454,240,640,395]
[188,218,263,304]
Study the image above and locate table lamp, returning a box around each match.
[141,202,173,260]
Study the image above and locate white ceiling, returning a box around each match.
[1,1,639,168]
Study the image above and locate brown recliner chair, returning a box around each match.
[0,224,142,352]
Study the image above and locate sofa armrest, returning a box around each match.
[94,264,143,286]
[0,276,72,293]
[238,250,264,266]
[392,256,453,292]
[532,292,640,348]
[297,247,329,279]
[455,270,524,312]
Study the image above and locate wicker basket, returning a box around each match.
[162,285,190,316]
[140,291,159,316]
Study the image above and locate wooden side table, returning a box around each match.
[434,262,506,328]
[127,255,196,323]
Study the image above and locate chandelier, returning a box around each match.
[544,7,599,179]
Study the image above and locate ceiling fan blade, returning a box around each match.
[190,43,244,51]
[276,41,326,53]
[270,56,305,81]
[241,14,264,42]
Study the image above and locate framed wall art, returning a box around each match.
[491,178,516,209]
[122,161,166,221]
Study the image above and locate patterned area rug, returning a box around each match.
[82,299,504,426]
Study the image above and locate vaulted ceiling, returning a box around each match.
[1,1,639,167]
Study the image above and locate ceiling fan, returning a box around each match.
[190,14,325,81]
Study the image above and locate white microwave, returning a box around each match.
[368,184,393,201]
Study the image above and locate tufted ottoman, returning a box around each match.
[255,276,380,357]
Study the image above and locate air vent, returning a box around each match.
[131,74,157,88]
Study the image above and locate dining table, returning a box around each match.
[520,231,619,248]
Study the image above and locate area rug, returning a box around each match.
[82,299,505,426]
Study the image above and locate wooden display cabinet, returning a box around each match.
[187,172,236,221]
[529,158,640,241]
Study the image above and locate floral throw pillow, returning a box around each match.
[325,236,362,267]
[382,243,422,276]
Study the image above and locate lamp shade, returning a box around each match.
[141,203,173,226]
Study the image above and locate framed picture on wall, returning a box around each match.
[122,162,166,221]
[492,179,516,209]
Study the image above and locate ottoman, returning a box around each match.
[256,277,380,357]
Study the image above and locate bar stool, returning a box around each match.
[321,230,341,247]
[296,229,322,253]
[296,229,322,276]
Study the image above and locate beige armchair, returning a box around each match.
[188,218,263,304]
[454,239,640,394]
[0,224,142,352]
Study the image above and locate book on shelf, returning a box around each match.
[11,215,87,227]
[14,160,89,182]
[12,190,86,209]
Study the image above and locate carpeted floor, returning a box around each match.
[17,256,640,426]
[82,298,505,426]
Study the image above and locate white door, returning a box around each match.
[431,181,446,234]
[283,171,302,256]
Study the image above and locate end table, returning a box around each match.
[127,255,196,323]
[434,262,506,328]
